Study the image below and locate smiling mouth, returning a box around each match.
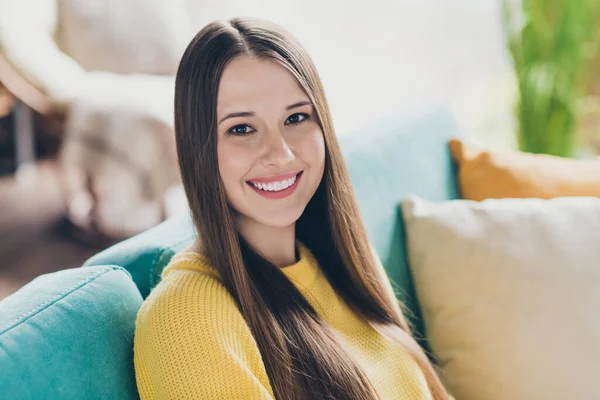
[246,171,303,198]
[247,172,301,192]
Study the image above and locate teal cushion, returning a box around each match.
[0,266,142,399]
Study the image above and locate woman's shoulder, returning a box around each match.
[136,248,236,330]
[159,243,222,282]
[135,264,253,358]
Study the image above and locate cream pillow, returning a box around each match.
[401,195,600,400]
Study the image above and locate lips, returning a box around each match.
[246,171,303,199]
[246,171,300,185]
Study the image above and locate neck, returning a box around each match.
[236,215,298,268]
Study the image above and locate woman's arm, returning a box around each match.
[134,272,275,400]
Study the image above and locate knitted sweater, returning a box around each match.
[133,242,433,399]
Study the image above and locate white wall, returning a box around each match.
[189,0,518,149]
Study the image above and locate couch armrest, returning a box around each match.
[0,265,142,399]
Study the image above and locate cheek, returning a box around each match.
[217,141,252,191]
[299,128,326,174]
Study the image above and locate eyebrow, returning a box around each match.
[218,101,312,125]
[286,101,311,110]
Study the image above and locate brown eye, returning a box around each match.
[285,113,309,125]
[228,124,256,136]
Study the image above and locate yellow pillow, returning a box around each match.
[448,138,600,201]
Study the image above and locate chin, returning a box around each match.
[253,206,305,228]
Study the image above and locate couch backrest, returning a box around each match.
[338,106,461,338]
[84,105,461,337]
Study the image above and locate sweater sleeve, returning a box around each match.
[133,271,275,400]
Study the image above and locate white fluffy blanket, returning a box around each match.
[60,72,187,240]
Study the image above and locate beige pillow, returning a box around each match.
[401,195,600,400]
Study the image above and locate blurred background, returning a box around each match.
[1,0,599,300]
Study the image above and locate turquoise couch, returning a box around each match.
[0,106,461,399]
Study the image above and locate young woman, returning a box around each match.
[134,17,452,400]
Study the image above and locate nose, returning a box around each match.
[261,129,294,168]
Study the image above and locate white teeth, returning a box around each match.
[251,174,298,192]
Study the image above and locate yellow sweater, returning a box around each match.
[134,242,433,399]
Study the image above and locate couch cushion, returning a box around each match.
[401,195,600,400]
[449,137,600,200]
[0,265,142,399]
[84,105,462,339]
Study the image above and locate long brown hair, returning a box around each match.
[174,17,450,400]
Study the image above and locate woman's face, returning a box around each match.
[216,56,325,229]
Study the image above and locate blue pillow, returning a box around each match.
[0,265,142,399]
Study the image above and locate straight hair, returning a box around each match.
[174,16,451,400]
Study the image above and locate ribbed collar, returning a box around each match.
[281,241,320,289]
[164,240,321,290]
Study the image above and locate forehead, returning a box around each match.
[217,56,307,114]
